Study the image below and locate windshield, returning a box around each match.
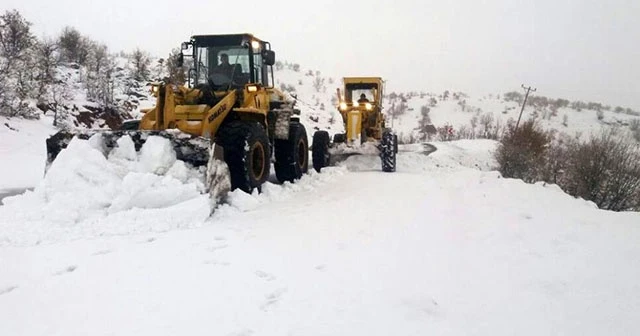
[346,83,378,103]
[195,45,250,88]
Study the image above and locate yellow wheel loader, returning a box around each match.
[311,77,398,172]
[45,34,309,205]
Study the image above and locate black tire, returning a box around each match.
[393,134,399,153]
[274,121,309,183]
[216,120,271,193]
[312,130,330,173]
[380,129,397,173]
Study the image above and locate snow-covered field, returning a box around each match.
[1,59,639,335]
[1,130,639,335]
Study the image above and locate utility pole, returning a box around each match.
[515,84,537,130]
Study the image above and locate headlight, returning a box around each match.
[352,101,359,106]
[251,40,261,50]
[247,84,258,92]
[339,102,348,110]
[365,103,372,110]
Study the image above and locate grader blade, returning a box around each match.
[327,152,364,166]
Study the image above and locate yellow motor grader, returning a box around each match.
[45,33,309,205]
[311,77,398,172]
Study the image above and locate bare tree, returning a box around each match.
[312,75,325,93]
[35,37,59,99]
[416,105,433,141]
[58,26,91,65]
[0,9,37,118]
[49,80,72,127]
[130,48,151,81]
[166,48,187,84]
[480,112,495,137]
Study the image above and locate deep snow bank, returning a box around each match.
[0,133,347,246]
[338,139,499,173]
[0,134,212,246]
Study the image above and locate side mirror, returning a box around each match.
[177,53,184,67]
[262,50,275,66]
[181,42,189,50]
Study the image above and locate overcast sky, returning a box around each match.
[5,0,639,109]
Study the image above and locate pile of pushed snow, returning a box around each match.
[0,134,212,246]
[215,166,346,217]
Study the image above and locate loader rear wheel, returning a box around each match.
[312,130,330,173]
[380,129,397,173]
[216,121,271,193]
[275,121,309,183]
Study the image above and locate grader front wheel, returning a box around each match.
[380,129,397,173]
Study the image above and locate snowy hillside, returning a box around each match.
[265,62,640,146]
[386,91,640,143]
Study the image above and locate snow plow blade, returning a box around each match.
[45,129,231,208]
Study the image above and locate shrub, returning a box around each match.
[558,129,640,211]
[495,119,551,182]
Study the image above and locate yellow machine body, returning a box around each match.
[336,77,386,143]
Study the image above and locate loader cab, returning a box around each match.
[181,34,275,90]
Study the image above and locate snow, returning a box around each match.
[1,135,639,335]
[0,116,57,193]
[1,60,640,335]
[0,134,211,246]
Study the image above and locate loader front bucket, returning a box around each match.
[45,129,232,211]
[45,129,211,170]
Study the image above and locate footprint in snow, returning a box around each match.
[227,329,253,336]
[255,270,276,281]
[260,288,287,311]
[92,249,112,256]
[54,265,77,276]
[208,243,229,252]
[315,264,327,271]
[0,285,18,296]
[402,296,441,320]
[204,259,231,266]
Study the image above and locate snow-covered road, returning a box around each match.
[1,139,639,335]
